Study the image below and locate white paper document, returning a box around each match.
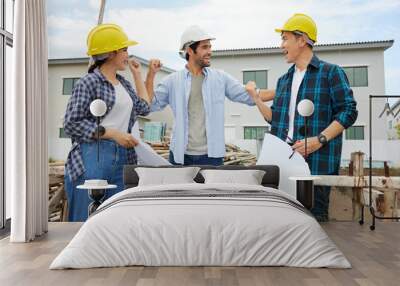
[131,122,171,166]
[257,133,310,198]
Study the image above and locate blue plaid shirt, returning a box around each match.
[64,68,150,181]
[270,55,358,175]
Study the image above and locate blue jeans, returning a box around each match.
[169,151,223,166]
[65,140,128,222]
[311,186,331,220]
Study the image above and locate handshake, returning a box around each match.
[243,81,275,122]
[245,81,261,102]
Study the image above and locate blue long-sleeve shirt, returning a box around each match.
[151,67,255,164]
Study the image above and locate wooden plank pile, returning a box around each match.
[49,162,68,222]
[223,144,257,166]
[148,142,170,160]
[147,140,257,166]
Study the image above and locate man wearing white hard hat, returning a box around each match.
[246,14,358,221]
[145,25,275,166]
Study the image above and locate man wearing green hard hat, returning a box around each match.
[246,13,358,222]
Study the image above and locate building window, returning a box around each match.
[143,122,166,143]
[62,77,80,95]
[244,126,269,140]
[59,128,69,139]
[345,126,364,140]
[389,120,392,129]
[243,70,268,89]
[342,66,368,87]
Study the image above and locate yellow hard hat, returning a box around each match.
[86,23,138,56]
[275,13,317,43]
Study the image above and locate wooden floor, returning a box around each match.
[0,222,399,286]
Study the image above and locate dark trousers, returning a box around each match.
[169,151,223,166]
[311,186,331,220]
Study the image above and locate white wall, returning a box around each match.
[318,48,387,141]
[48,61,174,161]
[211,46,390,164]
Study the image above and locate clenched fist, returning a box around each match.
[128,58,142,75]
[148,59,162,75]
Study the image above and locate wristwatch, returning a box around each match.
[95,125,106,137]
[317,133,328,146]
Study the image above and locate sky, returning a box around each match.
[47,0,400,97]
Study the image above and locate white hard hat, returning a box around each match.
[179,25,215,59]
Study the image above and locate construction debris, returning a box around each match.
[49,163,68,222]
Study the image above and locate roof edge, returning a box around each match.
[48,55,176,73]
[212,40,394,56]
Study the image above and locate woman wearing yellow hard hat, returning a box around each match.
[63,24,151,221]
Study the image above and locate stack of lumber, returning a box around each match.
[224,144,257,165]
[147,142,170,160]
[147,141,257,166]
[49,162,67,222]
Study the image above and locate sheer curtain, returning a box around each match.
[8,0,48,242]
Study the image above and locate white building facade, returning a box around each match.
[211,40,397,166]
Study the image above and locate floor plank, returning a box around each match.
[0,222,399,286]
